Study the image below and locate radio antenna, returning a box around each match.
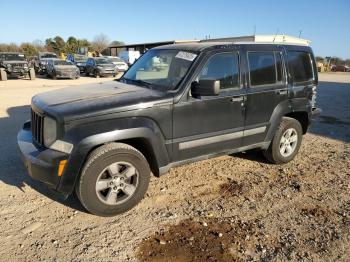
[273,28,279,42]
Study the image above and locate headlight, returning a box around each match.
[6,64,12,69]
[97,66,104,69]
[43,117,57,147]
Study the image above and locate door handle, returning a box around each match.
[231,96,244,102]
[276,89,288,95]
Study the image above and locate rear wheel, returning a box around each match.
[263,117,303,164]
[75,143,150,216]
[0,68,7,81]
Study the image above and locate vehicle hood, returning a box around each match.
[3,60,28,65]
[32,81,171,122]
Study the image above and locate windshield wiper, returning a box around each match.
[122,78,153,89]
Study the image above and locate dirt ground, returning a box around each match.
[0,73,349,261]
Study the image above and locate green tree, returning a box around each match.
[20,43,38,57]
[64,36,78,54]
[45,36,65,54]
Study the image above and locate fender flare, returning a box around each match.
[57,126,170,195]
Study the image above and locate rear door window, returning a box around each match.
[248,51,283,87]
[288,51,314,83]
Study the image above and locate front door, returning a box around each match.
[172,50,246,162]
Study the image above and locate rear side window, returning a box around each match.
[199,52,240,90]
[248,51,283,86]
[288,51,314,83]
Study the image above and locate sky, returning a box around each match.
[0,0,349,58]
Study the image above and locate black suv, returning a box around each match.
[85,57,117,77]
[18,42,319,216]
[34,52,59,74]
[0,52,35,81]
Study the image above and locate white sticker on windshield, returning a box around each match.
[175,51,197,61]
[19,54,24,57]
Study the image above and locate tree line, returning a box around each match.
[0,34,124,57]
[315,56,349,66]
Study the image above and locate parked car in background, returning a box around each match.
[34,52,58,74]
[0,52,35,81]
[105,56,129,72]
[67,54,88,73]
[85,57,117,77]
[118,50,141,65]
[46,59,80,79]
[332,65,349,72]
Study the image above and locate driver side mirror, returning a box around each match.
[191,80,220,98]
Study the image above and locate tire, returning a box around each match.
[75,142,151,216]
[94,70,100,78]
[0,68,7,81]
[52,71,57,80]
[263,117,303,164]
[29,68,35,80]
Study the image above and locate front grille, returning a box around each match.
[12,63,25,68]
[31,109,44,145]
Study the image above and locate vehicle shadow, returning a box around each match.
[231,150,271,164]
[0,105,86,212]
[309,81,350,143]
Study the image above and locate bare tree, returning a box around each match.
[91,34,110,54]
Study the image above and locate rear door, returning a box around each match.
[242,45,288,146]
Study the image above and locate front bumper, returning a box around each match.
[56,71,78,79]
[99,68,115,76]
[312,107,322,115]
[17,123,68,190]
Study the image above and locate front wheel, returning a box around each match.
[51,71,57,80]
[263,117,303,164]
[29,68,35,80]
[94,70,100,78]
[75,143,150,216]
[0,68,7,81]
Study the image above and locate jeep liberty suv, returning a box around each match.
[0,52,35,81]
[18,42,319,216]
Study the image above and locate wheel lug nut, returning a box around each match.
[113,186,117,190]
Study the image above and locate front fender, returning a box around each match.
[57,117,170,195]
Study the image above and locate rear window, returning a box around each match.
[248,51,283,86]
[288,51,314,83]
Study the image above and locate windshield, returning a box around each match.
[122,49,197,90]
[0,53,26,61]
[54,60,73,66]
[40,53,58,59]
[96,59,112,65]
[75,55,87,62]
[110,57,123,63]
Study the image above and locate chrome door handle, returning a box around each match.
[276,89,288,95]
[231,96,244,102]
